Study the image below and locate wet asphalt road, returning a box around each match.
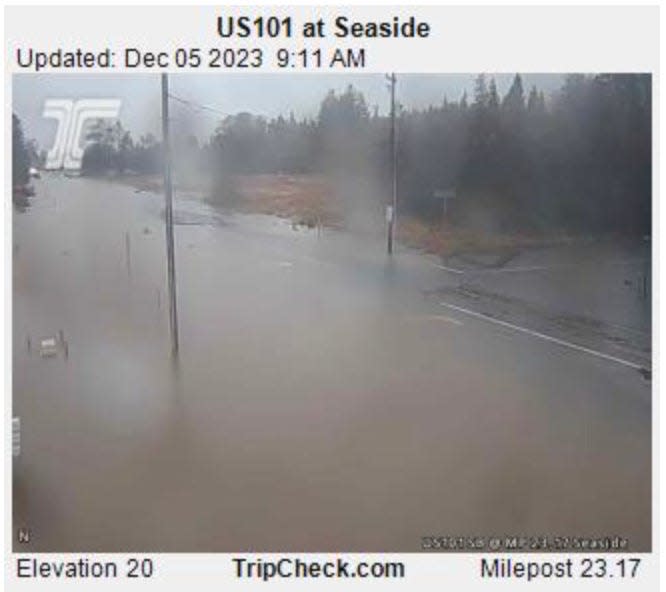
[12,174,651,551]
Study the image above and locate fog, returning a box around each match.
[13,73,564,148]
[12,72,651,552]
[13,176,650,551]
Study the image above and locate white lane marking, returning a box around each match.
[479,260,648,274]
[412,314,463,326]
[432,263,465,274]
[433,262,547,274]
[478,265,549,274]
[432,259,648,275]
[430,315,463,326]
[438,301,645,371]
[278,261,293,268]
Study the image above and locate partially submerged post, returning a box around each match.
[161,73,179,357]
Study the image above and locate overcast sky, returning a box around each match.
[13,73,564,149]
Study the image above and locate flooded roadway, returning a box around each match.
[13,174,651,551]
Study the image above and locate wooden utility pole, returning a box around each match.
[387,73,397,255]
[161,73,179,356]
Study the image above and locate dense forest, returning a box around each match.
[12,114,31,186]
[16,73,651,236]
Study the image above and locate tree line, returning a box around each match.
[12,113,38,186]
[15,73,650,236]
[199,73,651,235]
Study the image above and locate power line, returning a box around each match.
[168,93,227,118]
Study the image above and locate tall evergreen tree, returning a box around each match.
[12,113,30,186]
[503,74,525,115]
[473,74,488,108]
[487,78,500,111]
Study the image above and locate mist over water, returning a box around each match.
[13,175,650,551]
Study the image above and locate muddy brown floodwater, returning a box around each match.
[13,174,651,552]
